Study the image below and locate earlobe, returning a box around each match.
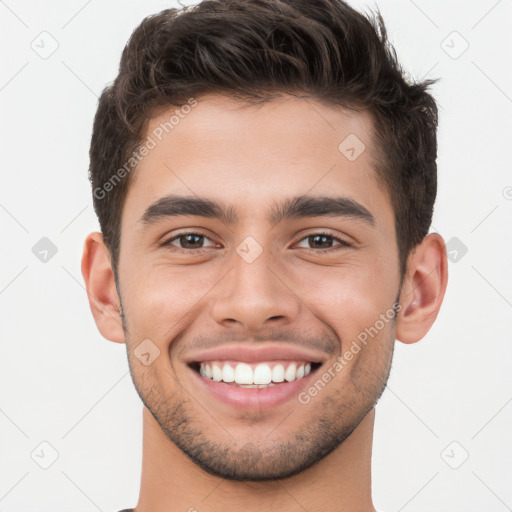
[81,232,126,344]
[395,233,448,344]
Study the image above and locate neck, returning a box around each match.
[134,406,377,512]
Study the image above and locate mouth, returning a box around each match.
[189,360,323,387]
[187,359,323,410]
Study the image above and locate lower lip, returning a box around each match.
[189,365,320,411]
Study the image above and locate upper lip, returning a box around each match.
[184,344,328,365]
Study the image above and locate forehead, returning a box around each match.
[124,93,391,226]
[144,93,377,168]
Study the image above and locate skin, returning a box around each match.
[82,93,448,512]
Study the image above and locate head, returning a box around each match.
[82,0,447,482]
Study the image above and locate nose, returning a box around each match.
[210,248,302,333]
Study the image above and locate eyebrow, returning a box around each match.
[140,194,376,227]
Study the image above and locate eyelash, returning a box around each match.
[161,231,352,255]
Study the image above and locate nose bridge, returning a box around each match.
[211,242,301,331]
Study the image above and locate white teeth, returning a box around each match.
[272,364,285,382]
[253,363,272,384]
[222,363,235,383]
[284,363,297,382]
[212,363,223,382]
[198,360,315,385]
[234,362,253,384]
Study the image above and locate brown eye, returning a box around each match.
[296,232,351,252]
[176,234,204,249]
[308,234,334,249]
[164,232,217,251]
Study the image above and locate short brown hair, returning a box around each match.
[89,0,439,278]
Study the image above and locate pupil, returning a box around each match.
[182,234,203,248]
[310,235,331,249]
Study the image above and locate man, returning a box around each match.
[81,0,448,510]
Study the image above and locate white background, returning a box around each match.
[0,0,511,510]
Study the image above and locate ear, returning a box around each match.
[395,233,448,344]
[81,232,125,343]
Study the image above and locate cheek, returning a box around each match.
[292,261,398,387]
[120,263,221,341]
[294,262,398,343]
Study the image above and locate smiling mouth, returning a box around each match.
[188,360,323,388]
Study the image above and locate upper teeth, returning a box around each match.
[199,361,312,384]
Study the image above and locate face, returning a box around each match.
[116,94,401,481]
